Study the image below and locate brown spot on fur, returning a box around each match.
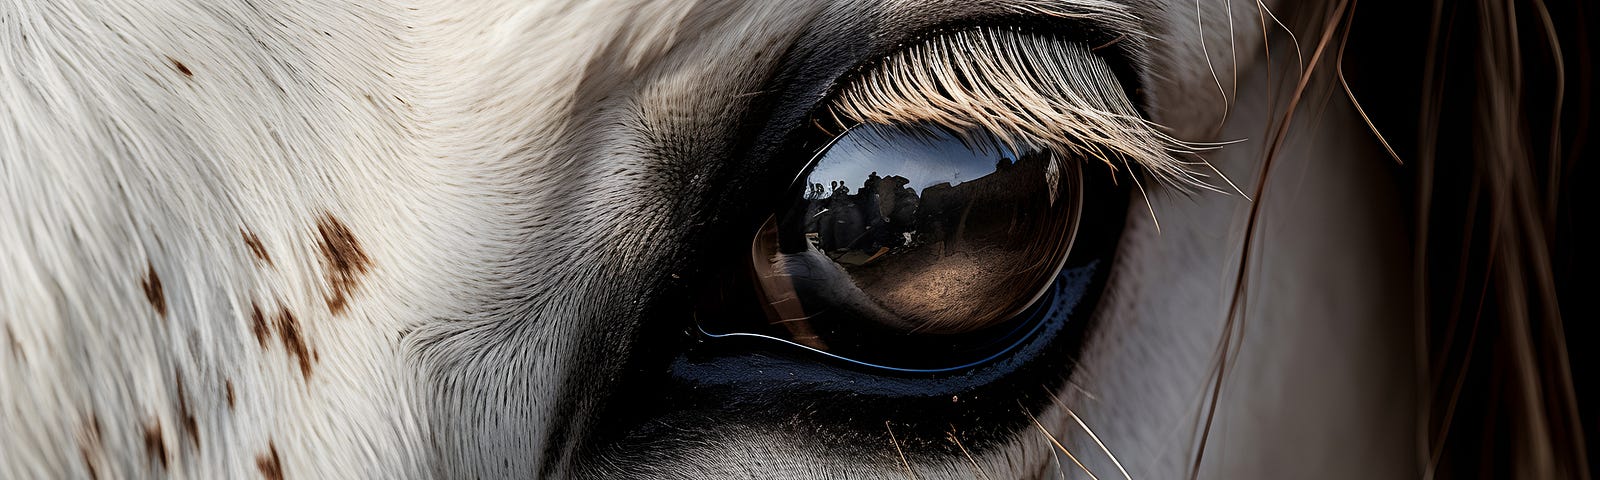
[242,228,273,266]
[79,414,103,479]
[79,445,99,479]
[87,414,103,441]
[251,301,313,380]
[275,310,312,380]
[143,418,168,470]
[250,302,271,348]
[257,441,284,480]
[4,324,21,362]
[168,57,193,76]
[225,380,236,410]
[175,372,199,450]
[141,262,167,318]
[315,214,371,315]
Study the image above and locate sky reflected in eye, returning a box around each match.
[805,124,1018,195]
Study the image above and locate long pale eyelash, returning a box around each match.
[827,28,1228,196]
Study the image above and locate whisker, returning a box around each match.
[1196,0,1232,130]
[1028,411,1101,480]
[1226,0,1241,112]
[1127,165,1162,234]
[1045,390,1133,480]
[1194,2,1353,479]
[947,426,991,480]
[1191,152,1252,201]
[1051,446,1069,480]
[886,421,919,479]
[1068,381,1102,403]
[1334,0,1404,165]
[1256,0,1306,125]
[1258,1,1306,75]
[1255,1,1276,116]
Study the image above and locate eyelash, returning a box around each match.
[823,27,1223,196]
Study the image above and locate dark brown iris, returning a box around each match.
[752,123,1082,339]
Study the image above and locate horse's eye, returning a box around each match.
[696,122,1087,372]
[760,123,1082,334]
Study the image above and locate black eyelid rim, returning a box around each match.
[693,294,1056,375]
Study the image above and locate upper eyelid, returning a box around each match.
[783,1,1154,115]
[819,27,1226,196]
[737,4,1161,203]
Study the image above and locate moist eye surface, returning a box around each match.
[689,121,1086,372]
[758,123,1082,337]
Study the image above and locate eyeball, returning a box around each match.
[706,122,1083,367]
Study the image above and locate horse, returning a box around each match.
[2,0,1589,477]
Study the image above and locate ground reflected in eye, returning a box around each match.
[689,123,1088,372]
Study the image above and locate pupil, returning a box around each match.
[757,123,1082,336]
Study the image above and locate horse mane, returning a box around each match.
[1406,0,1593,476]
[1207,0,1594,477]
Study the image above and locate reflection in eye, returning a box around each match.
[691,29,1169,372]
[760,122,1081,334]
[695,122,1084,371]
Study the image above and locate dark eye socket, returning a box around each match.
[694,122,1090,371]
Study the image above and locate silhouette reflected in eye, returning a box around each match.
[696,123,1091,372]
